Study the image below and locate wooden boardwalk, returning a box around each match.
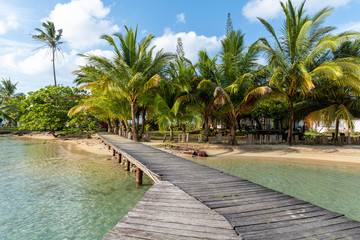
[99,133,360,240]
[104,181,240,240]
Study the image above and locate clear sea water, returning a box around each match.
[191,155,360,222]
[0,137,151,240]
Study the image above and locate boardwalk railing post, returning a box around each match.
[126,160,130,171]
[136,167,143,185]
[118,153,122,163]
[108,145,111,150]
[113,149,116,156]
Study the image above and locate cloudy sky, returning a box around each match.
[1,0,360,93]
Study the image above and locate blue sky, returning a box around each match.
[1,0,360,93]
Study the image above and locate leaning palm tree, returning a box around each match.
[255,0,360,145]
[32,21,63,86]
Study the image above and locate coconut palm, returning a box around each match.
[207,29,261,145]
[78,25,172,140]
[255,0,359,144]
[306,40,360,142]
[32,21,63,86]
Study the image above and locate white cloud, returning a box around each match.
[47,0,120,50]
[242,0,352,22]
[74,49,115,66]
[151,28,223,62]
[336,21,360,33]
[176,13,186,24]
[0,14,18,34]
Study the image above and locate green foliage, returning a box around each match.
[251,98,289,121]
[19,85,87,135]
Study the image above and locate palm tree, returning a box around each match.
[32,21,63,86]
[306,40,360,142]
[0,78,22,123]
[154,82,182,141]
[78,25,172,140]
[255,0,359,145]
[208,29,260,145]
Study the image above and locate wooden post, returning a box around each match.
[136,167,143,185]
[118,153,122,163]
[198,134,202,142]
[108,145,111,150]
[186,133,189,142]
[112,149,116,156]
[126,160,130,171]
[216,134,222,143]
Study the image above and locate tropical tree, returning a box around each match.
[19,85,86,137]
[0,78,22,124]
[306,40,360,142]
[154,82,182,141]
[77,25,172,140]
[208,28,261,145]
[255,0,359,144]
[32,21,63,86]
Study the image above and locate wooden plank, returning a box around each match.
[121,216,240,236]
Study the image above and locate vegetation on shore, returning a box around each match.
[2,0,360,145]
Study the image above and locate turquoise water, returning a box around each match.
[191,155,360,221]
[0,137,151,240]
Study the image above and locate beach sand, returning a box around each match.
[145,141,360,165]
[16,132,111,156]
[9,132,360,165]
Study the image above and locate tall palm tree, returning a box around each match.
[209,29,260,145]
[78,25,172,140]
[32,21,63,86]
[255,0,359,145]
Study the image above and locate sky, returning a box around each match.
[1,0,360,94]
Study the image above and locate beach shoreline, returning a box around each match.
[3,132,112,156]
[4,132,360,165]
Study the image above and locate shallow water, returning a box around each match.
[191,155,360,221]
[0,137,151,240]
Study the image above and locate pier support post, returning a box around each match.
[126,160,130,171]
[118,153,122,163]
[113,149,116,156]
[136,167,143,185]
[108,145,111,150]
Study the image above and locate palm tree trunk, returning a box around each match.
[288,102,294,145]
[228,116,237,145]
[52,48,57,87]
[334,118,340,144]
[139,107,147,140]
[169,123,174,141]
[107,119,111,132]
[181,123,186,142]
[204,113,209,142]
[130,102,138,141]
